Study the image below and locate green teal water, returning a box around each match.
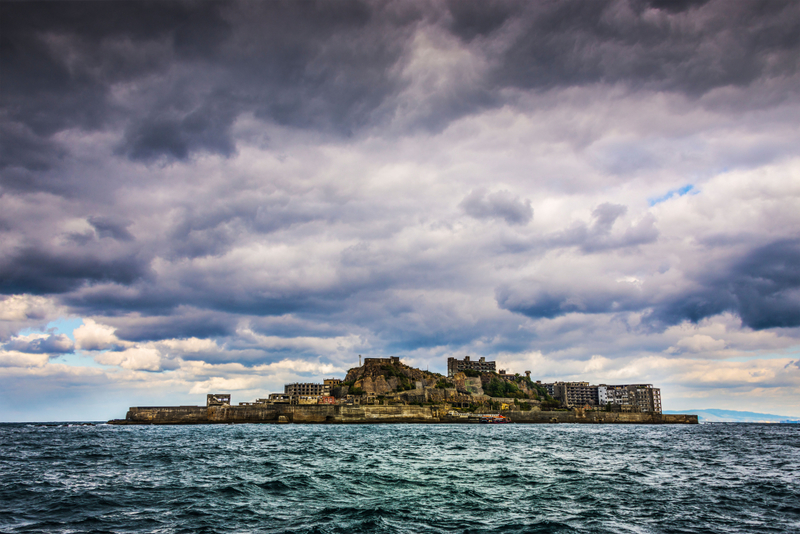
[1,423,798,533]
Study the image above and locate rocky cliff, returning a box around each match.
[337,359,553,407]
[343,358,441,395]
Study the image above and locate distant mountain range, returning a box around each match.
[663,408,800,423]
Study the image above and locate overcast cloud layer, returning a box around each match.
[2,0,800,420]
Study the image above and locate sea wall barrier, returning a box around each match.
[110,404,698,425]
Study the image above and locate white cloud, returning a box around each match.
[669,334,727,354]
[0,295,55,321]
[0,350,49,368]
[236,328,365,355]
[157,337,219,354]
[74,319,122,351]
[189,376,263,394]
[94,346,162,371]
[0,295,67,340]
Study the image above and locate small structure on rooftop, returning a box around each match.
[207,393,230,407]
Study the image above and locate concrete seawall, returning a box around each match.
[111,405,697,425]
[506,410,697,424]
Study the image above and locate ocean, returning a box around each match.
[1,423,798,533]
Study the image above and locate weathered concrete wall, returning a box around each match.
[209,405,282,423]
[123,406,211,424]
[122,405,286,424]
[115,404,437,425]
[289,405,336,423]
[112,404,697,425]
[338,405,436,423]
[505,410,698,424]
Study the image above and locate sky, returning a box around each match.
[2,0,800,421]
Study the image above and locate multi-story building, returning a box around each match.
[598,385,629,406]
[538,381,556,397]
[364,356,401,366]
[540,382,663,413]
[632,385,662,414]
[266,393,335,405]
[267,393,293,404]
[323,378,342,388]
[284,382,330,396]
[447,356,496,377]
[599,384,661,413]
[282,379,348,398]
[498,369,516,379]
[549,382,600,407]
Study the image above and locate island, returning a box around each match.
[109,356,698,425]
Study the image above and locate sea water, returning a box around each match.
[1,423,798,533]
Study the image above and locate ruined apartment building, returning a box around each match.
[447,356,496,378]
[541,382,663,414]
[283,378,344,397]
[599,384,662,414]
[284,382,330,396]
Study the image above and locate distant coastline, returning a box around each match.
[664,408,800,423]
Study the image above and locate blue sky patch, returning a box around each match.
[52,350,118,370]
[19,317,84,341]
[649,184,695,206]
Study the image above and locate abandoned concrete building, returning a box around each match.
[539,381,662,413]
[447,356,496,377]
[207,394,231,406]
[284,382,330,396]
[363,356,401,365]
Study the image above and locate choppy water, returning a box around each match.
[1,423,798,533]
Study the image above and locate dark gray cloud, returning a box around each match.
[0,121,66,173]
[0,1,230,132]
[493,1,800,95]
[88,216,135,242]
[654,238,800,330]
[0,245,152,295]
[61,278,339,322]
[3,0,799,174]
[496,281,644,321]
[498,238,800,331]
[0,0,412,167]
[102,308,238,343]
[3,333,74,354]
[162,196,326,261]
[733,239,800,329]
[120,103,238,162]
[460,189,533,225]
[445,0,520,41]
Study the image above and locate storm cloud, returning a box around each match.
[2,0,800,418]
[497,237,800,330]
[3,0,799,169]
